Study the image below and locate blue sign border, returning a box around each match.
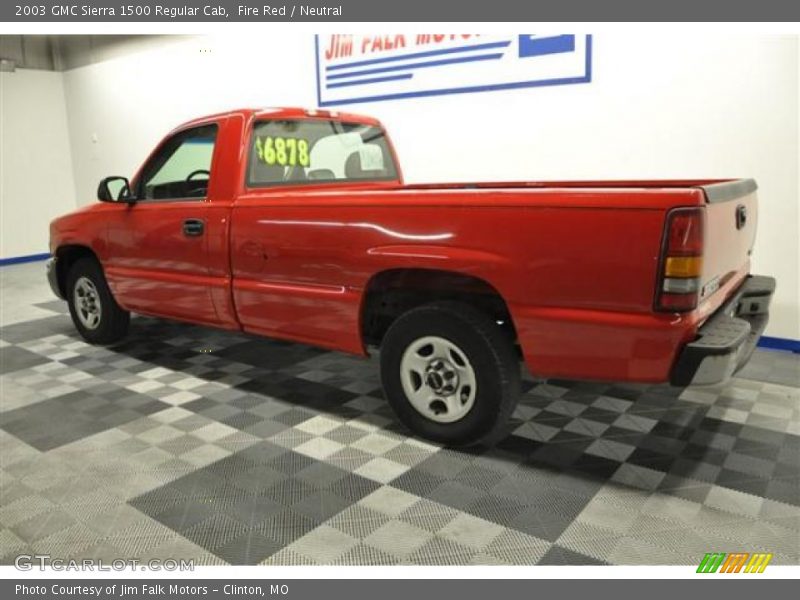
[315,35,592,107]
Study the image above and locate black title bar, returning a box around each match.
[4,579,799,600]
[3,0,800,22]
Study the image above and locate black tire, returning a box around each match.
[66,257,130,344]
[380,301,520,447]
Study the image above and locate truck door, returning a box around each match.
[103,122,223,325]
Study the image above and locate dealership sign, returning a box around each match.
[315,34,592,106]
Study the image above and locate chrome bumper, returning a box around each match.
[670,275,776,386]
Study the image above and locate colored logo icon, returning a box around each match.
[696,552,773,573]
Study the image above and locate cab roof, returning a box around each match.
[178,107,383,129]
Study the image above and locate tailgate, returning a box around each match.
[696,179,758,307]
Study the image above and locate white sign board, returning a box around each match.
[315,34,592,107]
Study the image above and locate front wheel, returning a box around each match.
[66,257,130,344]
[380,302,520,447]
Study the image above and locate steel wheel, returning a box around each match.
[400,335,477,423]
[381,302,521,446]
[73,276,102,330]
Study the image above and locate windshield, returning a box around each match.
[247,119,398,187]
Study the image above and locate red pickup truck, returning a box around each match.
[48,107,775,445]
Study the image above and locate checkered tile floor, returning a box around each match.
[1,262,798,565]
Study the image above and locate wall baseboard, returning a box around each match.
[0,252,50,266]
[757,336,800,354]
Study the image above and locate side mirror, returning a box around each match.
[97,176,134,203]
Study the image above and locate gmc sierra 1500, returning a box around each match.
[47,107,775,445]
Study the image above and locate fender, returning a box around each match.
[358,247,516,352]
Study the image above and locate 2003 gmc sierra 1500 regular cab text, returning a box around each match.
[47,107,776,445]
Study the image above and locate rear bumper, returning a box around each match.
[670,274,775,386]
[46,257,64,300]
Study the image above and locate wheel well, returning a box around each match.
[54,245,98,297]
[361,268,516,347]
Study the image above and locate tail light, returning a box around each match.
[656,207,705,311]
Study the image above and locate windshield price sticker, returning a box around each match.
[255,136,310,167]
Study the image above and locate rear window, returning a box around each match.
[246,119,398,187]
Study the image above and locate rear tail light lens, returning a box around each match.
[657,207,705,311]
[665,211,704,256]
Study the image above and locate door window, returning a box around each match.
[137,124,218,200]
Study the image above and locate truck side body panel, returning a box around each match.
[226,187,714,382]
[48,108,764,386]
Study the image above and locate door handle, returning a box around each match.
[183,218,204,237]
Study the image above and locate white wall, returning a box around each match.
[61,36,313,205]
[60,34,799,340]
[0,68,77,258]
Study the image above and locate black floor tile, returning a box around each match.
[538,544,608,565]
[0,389,167,451]
[0,346,49,374]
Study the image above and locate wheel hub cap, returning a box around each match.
[424,360,459,395]
[400,336,477,424]
[73,276,102,330]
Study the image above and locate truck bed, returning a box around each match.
[228,177,758,382]
[401,178,753,195]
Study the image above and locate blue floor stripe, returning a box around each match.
[757,336,800,353]
[0,253,50,266]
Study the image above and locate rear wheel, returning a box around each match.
[66,257,130,344]
[380,302,520,446]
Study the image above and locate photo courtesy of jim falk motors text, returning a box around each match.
[14,584,289,597]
